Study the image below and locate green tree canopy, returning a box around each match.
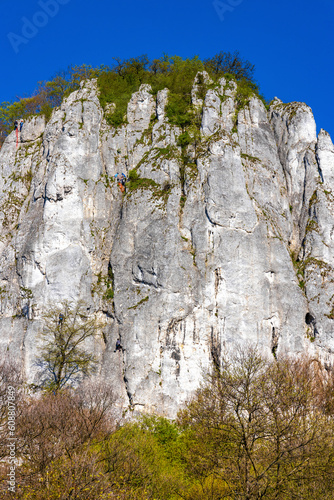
[37,301,101,392]
[0,52,261,145]
[178,347,334,499]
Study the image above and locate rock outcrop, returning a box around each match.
[1,76,334,416]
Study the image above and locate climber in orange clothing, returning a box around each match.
[115,173,126,193]
[120,172,127,193]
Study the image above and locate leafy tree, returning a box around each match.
[0,64,102,145]
[14,383,115,498]
[1,349,333,499]
[0,53,261,146]
[150,54,171,74]
[204,50,255,81]
[101,417,186,499]
[37,301,101,392]
[178,347,334,499]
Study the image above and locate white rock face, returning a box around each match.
[0,77,333,416]
[269,100,318,253]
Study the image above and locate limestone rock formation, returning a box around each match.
[1,76,334,416]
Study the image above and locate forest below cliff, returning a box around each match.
[1,349,334,499]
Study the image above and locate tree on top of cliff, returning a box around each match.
[0,52,260,145]
[203,50,255,81]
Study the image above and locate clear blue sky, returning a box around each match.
[1,0,333,137]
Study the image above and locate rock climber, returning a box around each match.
[22,304,29,319]
[114,338,122,352]
[20,119,24,132]
[120,173,126,193]
[14,120,19,147]
[115,172,125,193]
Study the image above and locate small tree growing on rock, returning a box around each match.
[37,301,101,392]
[203,50,255,82]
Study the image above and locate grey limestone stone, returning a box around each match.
[0,77,333,417]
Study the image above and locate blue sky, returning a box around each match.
[1,0,333,137]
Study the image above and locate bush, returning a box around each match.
[204,50,255,81]
[178,347,334,499]
[101,418,186,499]
[128,168,140,182]
[1,351,334,499]
[0,53,261,144]
[177,131,192,148]
[10,383,115,499]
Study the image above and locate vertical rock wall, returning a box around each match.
[0,76,333,416]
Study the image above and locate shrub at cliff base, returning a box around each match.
[1,349,333,499]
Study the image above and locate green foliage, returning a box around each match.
[128,167,140,183]
[0,53,261,146]
[98,55,150,127]
[180,195,187,212]
[37,301,102,391]
[139,415,180,447]
[3,351,334,499]
[290,251,333,294]
[203,50,255,81]
[177,131,192,148]
[98,72,140,127]
[236,78,259,106]
[128,295,149,310]
[241,152,261,163]
[96,55,205,129]
[102,264,115,301]
[103,288,114,300]
[127,168,159,192]
[157,56,204,128]
[93,265,115,301]
[165,94,192,128]
[126,168,172,207]
[100,419,186,499]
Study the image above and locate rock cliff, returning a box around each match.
[1,76,333,416]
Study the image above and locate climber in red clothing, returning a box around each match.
[115,173,126,193]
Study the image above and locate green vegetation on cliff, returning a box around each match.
[0,51,263,145]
